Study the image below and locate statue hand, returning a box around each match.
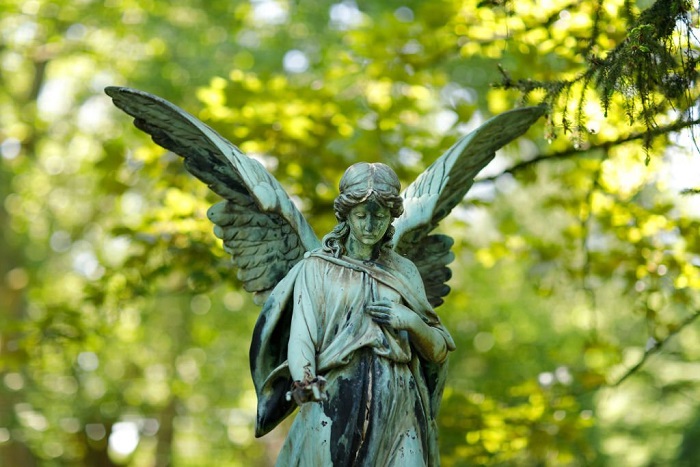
[286,376,328,405]
[365,299,417,331]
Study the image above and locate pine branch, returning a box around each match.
[497,0,699,149]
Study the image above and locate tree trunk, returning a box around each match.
[155,399,177,467]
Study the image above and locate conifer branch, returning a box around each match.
[495,0,699,149]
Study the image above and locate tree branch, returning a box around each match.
[608,309,700,388]
[475,116,700,183]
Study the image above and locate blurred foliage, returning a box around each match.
[1,0,699,466]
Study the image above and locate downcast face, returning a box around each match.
[347,201,392,248]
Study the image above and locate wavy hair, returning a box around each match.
[322,162,404,258]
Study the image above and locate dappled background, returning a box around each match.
[1,0,700,465]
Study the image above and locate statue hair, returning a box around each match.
[322,162,404,258]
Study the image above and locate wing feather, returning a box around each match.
[106,86,320,304]
[394,106,546,307]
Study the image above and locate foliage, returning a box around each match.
[496,0,700,151]
[1,0,699,466]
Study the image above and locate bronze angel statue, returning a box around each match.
[105,86,544,466]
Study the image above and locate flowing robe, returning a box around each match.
[250,249,455,466]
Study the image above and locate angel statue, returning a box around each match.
[105,86,544,466]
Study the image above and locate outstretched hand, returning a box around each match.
[365,299,418,331]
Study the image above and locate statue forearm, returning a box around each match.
[406,316,449,363]
[287,337,327,404]
[288,305,318,382]
[365,298,450,363]
[288,337,317,382]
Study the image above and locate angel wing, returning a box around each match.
[105,86,321,305]
[393,106,546,307]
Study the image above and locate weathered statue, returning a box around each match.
[105,86,544,465]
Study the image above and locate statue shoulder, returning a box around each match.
[298,249,335,272]
[303,248,332,263]
[384,249,423,285]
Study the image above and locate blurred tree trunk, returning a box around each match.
[155,399,177,467]
[84,423,117,467]
[0,54,45,467]
[0,193,36,467]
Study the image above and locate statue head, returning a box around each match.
[334,162,404,222]
[322,162,404,258]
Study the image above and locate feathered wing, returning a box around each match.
[393,106,546,307]
[105,86,321,305]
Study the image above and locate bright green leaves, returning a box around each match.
[2,0,700,465]
[440,382,594,465]
[486,0,699,154]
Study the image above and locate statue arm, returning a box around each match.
[287,262,320,383]
[286,262,330,404]
[366,254,454,363]
[365,299,449,363]
[288,310,318,384]
[405,313,450,363]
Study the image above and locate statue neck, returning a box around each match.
[345,236,379,261]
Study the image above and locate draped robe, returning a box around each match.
[250,249,455,466]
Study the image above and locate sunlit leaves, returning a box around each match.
[440,382,594,465]
[2,0,700,465]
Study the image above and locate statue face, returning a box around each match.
[347,201,391,247]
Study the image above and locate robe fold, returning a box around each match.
[250,249,455,466]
